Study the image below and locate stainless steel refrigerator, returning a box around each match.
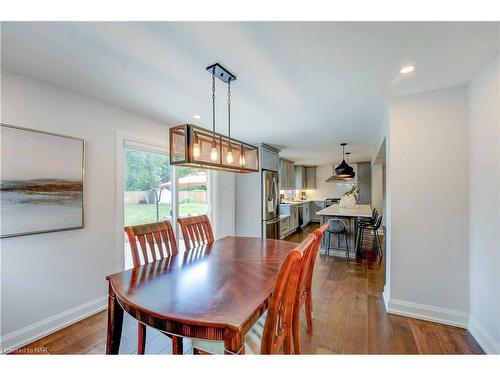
[262,170,280,239]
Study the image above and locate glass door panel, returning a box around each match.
[124,147,172,268]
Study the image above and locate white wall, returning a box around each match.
[307,163,358,201]
[0,71,235,350]
[468,55,500,354]
[371,164,384,213]
[211,172,236,238]
[386,85,470,326]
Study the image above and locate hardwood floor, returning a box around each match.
[13,224,483,355]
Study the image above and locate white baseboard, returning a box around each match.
[382,285,390,310]
[386,298,468,328]
[468,315,500,354]
[0,295,107,353]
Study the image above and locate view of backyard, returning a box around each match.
[124,148,208,227]
[124,203,207,226]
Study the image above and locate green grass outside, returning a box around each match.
[124,203,207,226]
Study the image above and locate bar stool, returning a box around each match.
[323,218,350,261]
[356,214,383,263]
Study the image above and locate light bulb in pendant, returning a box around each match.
[193,135,201,159]
[210,142,218,162]
[226,149,234,164]
[239,153,246,167]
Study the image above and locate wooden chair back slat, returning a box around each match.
[124,221,178,267]
[144,233,158,262]
[260,248,303,354]
[177,215,214,250]
[152,231,165,258]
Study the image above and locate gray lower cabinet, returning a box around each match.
[302,202,310,226]
[357,162,371,204]
[280,204,299,237]
[279,216,290,239]
[311,200,325,222]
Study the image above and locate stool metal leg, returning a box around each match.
[358,226,365,257]
[345,232,350,261]
[324,232,330,260]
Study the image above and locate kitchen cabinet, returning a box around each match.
[261,145,279,172]
[279,204,299,237]
[305,167,316,189]
[279,158,295,190]
[295,165,317,189]
[302,202,310,226]
[357,162,371,204]
[311,200,325,222]
[290,205,299,229]
[279,216,290,239]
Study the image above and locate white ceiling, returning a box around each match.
[2,22,499,164]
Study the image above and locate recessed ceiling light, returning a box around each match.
[193,114,201,119]
[400,65,416,74]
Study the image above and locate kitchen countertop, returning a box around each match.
[316,204,372,217]
[280,200,319,205]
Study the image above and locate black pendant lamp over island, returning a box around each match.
[335,143,354,178]
[169,63,259,173]
[345,152,356,179]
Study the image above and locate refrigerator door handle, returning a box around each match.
[266,217,281,224]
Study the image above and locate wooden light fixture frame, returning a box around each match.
[169,124,259,173]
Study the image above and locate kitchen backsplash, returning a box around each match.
[280,164,358,201]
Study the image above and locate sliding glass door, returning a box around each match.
[123,144,172,268]
[122,141,211,267]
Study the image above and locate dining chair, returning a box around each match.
[177,214,214,250]
[191,247,304,354]
[124,221,184,354]
[292,223,329,354]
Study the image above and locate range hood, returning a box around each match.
[325,165,346,182]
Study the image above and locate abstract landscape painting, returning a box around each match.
[0,124,84,238]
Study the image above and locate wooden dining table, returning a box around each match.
[105,236,298,355]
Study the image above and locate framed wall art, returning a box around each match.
[0,123,85,238]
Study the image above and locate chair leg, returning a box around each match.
[292,305,302,354]
[137,322,146,355]
[305,292,313,335]
[171,336,184,354]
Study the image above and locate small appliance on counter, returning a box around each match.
[300,191,307,200]
[324,198,341,207]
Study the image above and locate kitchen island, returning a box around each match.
[316,204,371,259]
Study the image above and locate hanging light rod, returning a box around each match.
[169,62,258,173]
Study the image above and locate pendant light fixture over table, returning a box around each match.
[169,63,259,173]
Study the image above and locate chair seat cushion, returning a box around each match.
[192,312,266,354]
